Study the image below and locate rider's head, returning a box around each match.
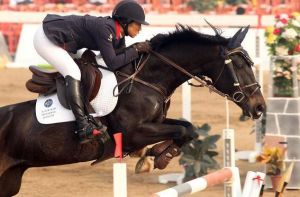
[112,0,149,38]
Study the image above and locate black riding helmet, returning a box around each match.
[112,0,149,35]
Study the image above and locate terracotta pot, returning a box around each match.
[270,175,283,191]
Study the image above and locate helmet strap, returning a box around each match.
[115,18,129,36]
[118,21,129,36]
[123,24,129,36]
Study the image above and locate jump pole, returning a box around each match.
[223,98,242,197]
[151,168,236,197]
[182,82,191,121]
[113,133,127,197]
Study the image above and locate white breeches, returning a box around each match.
[33,26,81,80]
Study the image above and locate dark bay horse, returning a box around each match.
[0,25,266,196]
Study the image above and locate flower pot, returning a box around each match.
[270,175,283,191]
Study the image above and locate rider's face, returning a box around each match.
[127,22,141,38]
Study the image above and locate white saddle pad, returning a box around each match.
[36,66,118,124]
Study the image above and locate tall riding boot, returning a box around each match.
[65,75,109,144]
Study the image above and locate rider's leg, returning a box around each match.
[33,26,108,144]
[65,75,107,143]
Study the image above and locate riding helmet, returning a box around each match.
[112,0,149,25]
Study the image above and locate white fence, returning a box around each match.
[9,24,270,69]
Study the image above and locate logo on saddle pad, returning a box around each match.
[36,67,118,124]
[44,99,53,108]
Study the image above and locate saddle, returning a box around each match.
[26,50,102,111]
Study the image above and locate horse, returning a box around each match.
[0,24,266,197]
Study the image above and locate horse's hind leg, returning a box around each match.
[0,163,28,197]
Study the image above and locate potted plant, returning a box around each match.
[265,12,300,97]
[179,123,221,182]
[256,146,286,190]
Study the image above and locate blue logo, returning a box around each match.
[44,99,53,108]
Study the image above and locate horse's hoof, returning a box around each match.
[135,156,154,174]
[129,147,149,158]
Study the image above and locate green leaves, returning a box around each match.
[179,123,221,181]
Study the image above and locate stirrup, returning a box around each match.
[75,123,110,144]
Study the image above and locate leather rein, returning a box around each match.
[113,47,260,106]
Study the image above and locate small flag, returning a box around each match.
[114,133,123,162]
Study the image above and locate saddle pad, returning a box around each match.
[36,66,118,124]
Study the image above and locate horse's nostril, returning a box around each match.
[255,104,265,116]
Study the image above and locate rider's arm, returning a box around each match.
[96,24,139,71]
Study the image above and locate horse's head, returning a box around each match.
[143,25,265,119]
[209,26,266,119]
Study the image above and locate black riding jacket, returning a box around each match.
[43,14,139,71]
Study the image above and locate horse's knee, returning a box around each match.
[174,126,187,138]
[181,121,198,140]
[181,121,193,128]
[173,125,196,146]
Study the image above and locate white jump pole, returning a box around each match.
[182,82,191,121]
[151,168,235,197]
[113,133,127,197]
[113,163,127,197]
[241,171,266,197]
[223,98,242,197]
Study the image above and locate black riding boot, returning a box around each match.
[65,75,109,144]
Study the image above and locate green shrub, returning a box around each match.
[179,123,221,182]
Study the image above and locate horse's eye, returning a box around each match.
[243,56,254,67]
[232,58,243,68]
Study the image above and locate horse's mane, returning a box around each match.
[150,24,229,50]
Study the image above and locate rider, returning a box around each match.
[33,0,151,144]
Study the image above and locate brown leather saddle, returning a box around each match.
[26,50,102,111]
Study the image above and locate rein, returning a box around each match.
[149,50,232,100]
[113,46,260,106]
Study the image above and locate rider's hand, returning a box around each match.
[133,41,151,53]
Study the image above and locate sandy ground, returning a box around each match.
[0,68,299,197]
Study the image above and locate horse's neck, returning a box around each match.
[139,47,220,95]
[139,55,188,95]
[117,45,222,97]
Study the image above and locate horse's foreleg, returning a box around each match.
[130,119,196,152]
[130,120,196,171]
[162,118,197,146]
[0,163,28,197]
[131,122,191,148]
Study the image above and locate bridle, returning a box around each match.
[113,46,261,108]
[212,46,261,104]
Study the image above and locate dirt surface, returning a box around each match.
[0,68,298,197]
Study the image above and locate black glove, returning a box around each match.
[133,41,151,53]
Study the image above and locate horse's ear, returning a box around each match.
[235,25,249,44]
[227,28,242,49]
[227,26,249,49]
